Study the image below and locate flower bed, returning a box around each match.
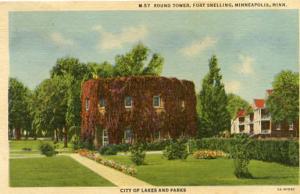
[78,149,137,176]
[193,150,227,159]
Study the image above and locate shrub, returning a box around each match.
[93,140,171,153]
[230,134,253,178]
[130,143,146,165]
[82,138,95,150]
[71,135,83,150]
[145,139,172,151]
[99,144,118,155]
[193,150,227,159]
[288,141,299,166]
[114,143,130,152]
[39,142,57,157]
[163,139,188,160]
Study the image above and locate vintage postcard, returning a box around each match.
[0,1,299,194]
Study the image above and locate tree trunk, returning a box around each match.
[15,128,21,140]
[25,130,28,140]
[33,130,37,140]
[55,129,59,143]
[64,127,68,148]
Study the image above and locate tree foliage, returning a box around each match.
[31,77,68,138]
[114,43,164,76]
[227,93,252,119]
[198,55,231,137]
[87,61,114,79]
[266,70,299,124]
[50,57,88,80]
[230,134,253,178]
[9,78,32,139]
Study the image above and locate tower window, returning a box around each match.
[99,97,105,108]
[125,96,132,108]
[153,96,161,108]
[85,98,90,111]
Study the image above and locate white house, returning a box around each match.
[231,89,298,137]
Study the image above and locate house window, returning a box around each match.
[125,96,132,108]
[289,123,294,131]
[85,98,90,111]
[153,96,161,108]
[99,97,105,108]
[124,129,132,143]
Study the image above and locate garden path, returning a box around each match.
[66,153,152,187]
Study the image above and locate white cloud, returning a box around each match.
[236,54,254,75]
[50,32,76,48]
[225,80,241,93]
[93,25,148,50]
[180,36,217,57]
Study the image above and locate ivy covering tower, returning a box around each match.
[199,55,231,137]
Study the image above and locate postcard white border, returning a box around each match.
[0,1,299,194]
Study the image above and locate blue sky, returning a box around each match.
[9,10,298,102]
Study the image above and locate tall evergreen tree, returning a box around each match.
[198,55,231,137]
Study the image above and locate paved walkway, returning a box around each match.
[66,153,152,187]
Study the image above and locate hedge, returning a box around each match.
[192,138,299,166]
[97,140,172,154]
[145,139,173,151]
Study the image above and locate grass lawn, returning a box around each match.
[10,155,115,187]
[104,154,299,186]
[9,140,73,156]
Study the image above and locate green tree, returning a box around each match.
[227,93,252,119]
[266,70,299,124]
[31,77,68,141]
[9,78,32,140]
[113,43,164,76]
[50,57,90,147]
[50,57,88,80]
[198,55,231,137]
[87,61,114,79]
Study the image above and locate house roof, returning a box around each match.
[253,99,265,109]
[236,109,246,117]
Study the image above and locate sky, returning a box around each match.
[9,10,299,102]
